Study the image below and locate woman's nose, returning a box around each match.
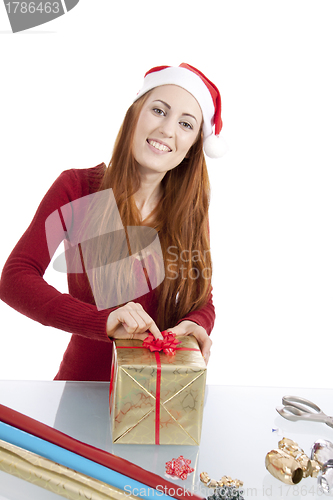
[158,117,176,137]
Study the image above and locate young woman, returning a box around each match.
[0,63,225,381]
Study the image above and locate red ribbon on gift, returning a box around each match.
[113,334,201,445]
[142,330,181,355]
[142,331,180,442]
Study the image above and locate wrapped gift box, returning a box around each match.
[109,336,206,445]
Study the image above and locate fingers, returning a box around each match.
[197,340,212,365]
[110,322,149,341]
[147,321,163,340]
[121,303,163,340]
[167,321,212,365]
[194,332,212,365]
[107,302,163,340]
[200,348,211,365]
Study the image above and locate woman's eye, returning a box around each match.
[180,121,193,130]
[153,108,165,116]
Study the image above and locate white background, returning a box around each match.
[0,1,332,387]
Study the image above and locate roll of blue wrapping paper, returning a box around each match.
[0,404,203,500]
[0,421,172,500]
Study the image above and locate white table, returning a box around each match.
[0,382,333,499]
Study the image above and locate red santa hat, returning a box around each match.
[133,63,227,158]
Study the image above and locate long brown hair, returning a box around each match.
[84,91,212,330]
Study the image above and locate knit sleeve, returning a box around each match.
[0,167,112,342]
[176,287,215,335]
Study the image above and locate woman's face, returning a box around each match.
[132,85,202,176]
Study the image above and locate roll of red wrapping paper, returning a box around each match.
[0,404,204,500]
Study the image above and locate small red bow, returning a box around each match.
[165,455,194,480]
[142,331,181,356]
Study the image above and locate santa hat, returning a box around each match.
[133,63,227,158]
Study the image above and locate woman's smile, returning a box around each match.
[146,138,172,153]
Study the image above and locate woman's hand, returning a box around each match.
[166,320,212,364]
[106,302,163,341]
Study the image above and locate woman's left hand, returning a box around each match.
[166,320,212,365]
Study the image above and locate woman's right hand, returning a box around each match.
[106,302,163,341]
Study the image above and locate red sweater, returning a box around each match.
[0,165,215,381]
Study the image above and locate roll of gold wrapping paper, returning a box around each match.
[0,439,139,500]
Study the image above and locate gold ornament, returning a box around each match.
[278,438,313,477]
[266,437,322,485]
[265,449,303,485]
[200,472,210,484]
[200,472,243,489]
[310,460,321,478]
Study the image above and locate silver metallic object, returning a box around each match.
[318,460,333,494]
[310,440,333,467]
[276,396,333,428]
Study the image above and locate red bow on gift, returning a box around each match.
[142,331,181,356]
[165,455,195,480]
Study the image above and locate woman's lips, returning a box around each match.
[147,139,172,153]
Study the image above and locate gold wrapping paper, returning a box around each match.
[110,336,206,445]
[0,439,139,500]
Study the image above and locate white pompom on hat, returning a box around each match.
[133,63,227,158]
